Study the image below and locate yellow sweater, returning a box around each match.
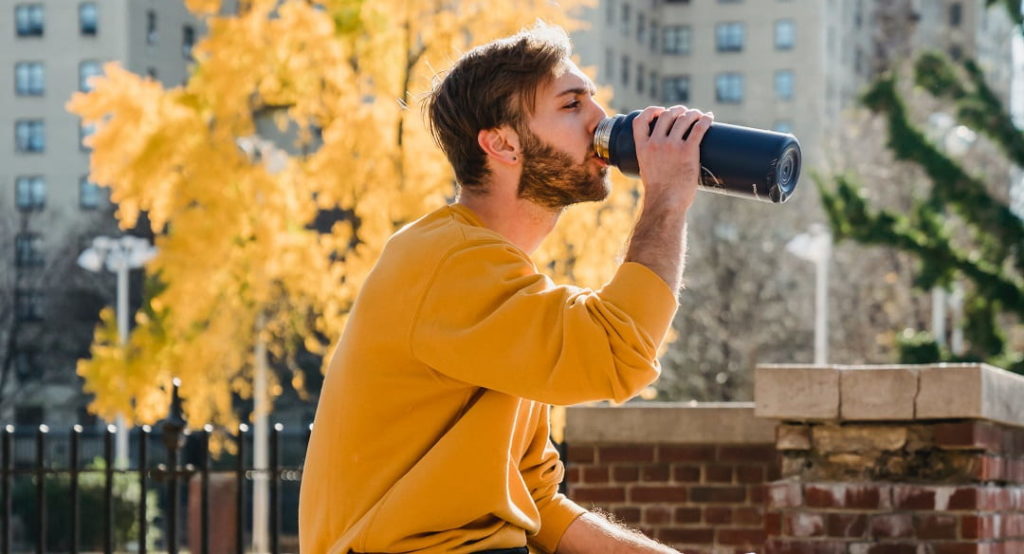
[299,204,678,553]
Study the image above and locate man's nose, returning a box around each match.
[586,98,608,135]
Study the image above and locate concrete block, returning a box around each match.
[840,366,918,420]
[755,365,840,420]
[916,364,983,420]
[565,403,776,444]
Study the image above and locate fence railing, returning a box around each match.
[1,381,309,554]
[3,382,570,554]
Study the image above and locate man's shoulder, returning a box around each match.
[388,205,515,262]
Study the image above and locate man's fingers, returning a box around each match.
[632,106,665,147]
[653,105,686,138]
[668,109,704,142]
[685,113,714,146]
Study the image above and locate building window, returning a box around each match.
[79,60,102,92]
[949,44,963,61]
[621,4,631,36]
[15,62,44,96]
[715,22,744,52]
[775,19,796,50]
[775,70,795,101]
[14,405,44,426]
[605,48,615,81]
[15,4,44,37]
[621,55,630,86]
[15,289,45,322]
[606,0,615,25]
[637,62,646,94]
[15,176,45,211]
[146,67,158,79]
[15,120,45,153]
[146,10,158,45]
[637,13,647,45]
[650,71,659,99]
[663,76,690,103]
[80,177,104,209]
[14,350,41,383]
[650,22,659,52]
[16,233,44,267]
[715,72,744,103]
[949,3,962,26]
[773,120,794,134]
[183,25,195,58]
[80,2,97,36]
[80,121,96,152]
[663,25,692,55]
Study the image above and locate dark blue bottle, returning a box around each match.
[594,110,801,203]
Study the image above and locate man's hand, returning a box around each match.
[557,511,679,553]
[632,105,713,214]
[623,105,714,291]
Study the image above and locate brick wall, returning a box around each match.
[766,420,1024,553]
[566,442,779,553]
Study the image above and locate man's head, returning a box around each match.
[428,23,609,209]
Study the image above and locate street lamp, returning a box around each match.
[786,224,832,365]
[77,235,157,469]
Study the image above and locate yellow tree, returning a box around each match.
[70,0,642,432]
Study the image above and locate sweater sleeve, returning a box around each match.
[521,404,586,553]
[410,240,678,405]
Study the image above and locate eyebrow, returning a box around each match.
[555,85,597,98]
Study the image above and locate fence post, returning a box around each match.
[270,423,281,554]
[236,423,248,554]
[160,378,187,554]
[139,425,150,554]
[70,425,81,554]
[2,425,11,554]
[201,424,211,554]
[34,425,47,554]
[104,424,114,554]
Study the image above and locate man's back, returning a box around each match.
[299,203,677,553]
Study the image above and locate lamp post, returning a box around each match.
[77,235,157,469]
[786,224,832,365]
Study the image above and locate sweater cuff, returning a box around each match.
[599,262,679,348]
[532,494,586,553]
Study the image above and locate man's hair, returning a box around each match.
[427,23,571,190]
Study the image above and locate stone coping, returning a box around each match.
[754,363,1024,427]
[565,402,776,444]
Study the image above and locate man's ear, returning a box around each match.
[477,125,521,166]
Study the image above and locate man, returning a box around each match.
[299,23,713,554]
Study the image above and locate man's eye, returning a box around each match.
[564,100,581,109]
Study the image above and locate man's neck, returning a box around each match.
[457,192,561,256]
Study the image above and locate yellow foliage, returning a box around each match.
[71,0,646,434]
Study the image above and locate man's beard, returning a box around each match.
[517,128,610,209]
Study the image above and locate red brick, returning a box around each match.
[915,514,958,540]
[600,445,654,463]
[972,455,1006,482]
[673,465,701,482]
[768,482,803,509]
[583,466,608,483]
[659,445,715,462]
[934,421,999,450]
[764,538,848,554]
[566,466,580,484]
[640,463,670,482]
[930,544,984,554]
[689,486,746,503]
[705,465,733,483]
[567,445,594,463]
[629,486,688,503]
[674,507,701,524]
[826,513,867,538]
[612,506,641,523]
[571,486,625,503]
[1003,512,1024,538]
[848,544,917,554]
[734,506,762,526]
[705,506,732,524]
[765,511,782,534]
[869,513,914,539]
[644,506,671,525]
[750,483,766,503]
[717,528,766,546]
[656,527,714,544]
[785,512,825,537]
[893,485,936,510]
[718,444,776,462]
[960,514,993,540]
[612,465,639,482]
[736,465,765,484]
[948,487,980,510]
[807,484,887,509]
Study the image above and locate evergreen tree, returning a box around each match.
[818,1,1023,370]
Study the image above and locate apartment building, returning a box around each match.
[572,0,1016,171]
[0,0,200,425]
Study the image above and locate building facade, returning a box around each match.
[0,0,200,426]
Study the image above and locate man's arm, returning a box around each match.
[556,511,678,554]
[624,106,713,291]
